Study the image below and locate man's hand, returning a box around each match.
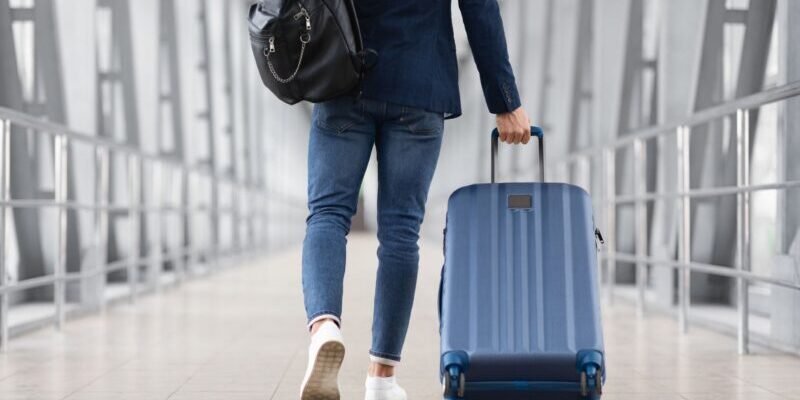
[496,107,532,145]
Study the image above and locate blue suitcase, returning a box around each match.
[439,127,605,399]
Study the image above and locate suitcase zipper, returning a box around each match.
[594,228,605,248]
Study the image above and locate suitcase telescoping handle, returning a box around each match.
[490,126,545,183]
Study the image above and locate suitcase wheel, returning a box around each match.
[577,350,604,398]
[580,371,587,397]
[596,372,603,395]
[442,368,465,399]
[580,368,603,398]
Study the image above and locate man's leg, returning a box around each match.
[302,97,375,399]
[303,97,375,329]
[370,104,444,371]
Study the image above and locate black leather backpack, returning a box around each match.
[248,0,374,104]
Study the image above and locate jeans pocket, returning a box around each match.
[314,97,362,134]
[399,106,444,135]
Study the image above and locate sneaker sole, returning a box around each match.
[301,340,345,400]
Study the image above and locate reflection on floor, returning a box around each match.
[0,234,799,399]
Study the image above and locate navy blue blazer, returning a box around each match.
[354,0,521,118]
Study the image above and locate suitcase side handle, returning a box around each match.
[490,126,545,183]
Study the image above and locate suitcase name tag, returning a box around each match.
[507,194,532,210]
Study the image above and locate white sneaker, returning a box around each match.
[365,375,407,400]
[300,321,345,400]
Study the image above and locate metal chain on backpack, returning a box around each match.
[264,7,311,84]
[265,33,309,84]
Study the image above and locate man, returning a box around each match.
[300,1,531,399]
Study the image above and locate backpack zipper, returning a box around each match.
[294,7,311,31]
[262,6,311,55]
[249,5,311,44]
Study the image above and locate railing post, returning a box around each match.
[54,134,69,330]
[127,154,140,303]
[604,148,616,305]
[254,189,260,255]
[677,126,691,334]
[257,189,263,250]
[633,139,648,317]
[250,189,256,256]
[0,119,11,351]
[247,188,254,255]
[187,171,198,276]
[736,109,751,355]
[219,181,228,268]
[210,177,219,271]
[233,183,240,263]
[253,189,259,253]
[94,146,110,313]
[175,167,187,282]
[268,188,274,249]
[152,161,164,290]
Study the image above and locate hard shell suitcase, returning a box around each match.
[439,127,605,399]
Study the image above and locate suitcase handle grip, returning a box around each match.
[490,126,545,183]
[491,126,544,140]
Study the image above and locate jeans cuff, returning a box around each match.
[369,351,401,366]
[307,312,341,331]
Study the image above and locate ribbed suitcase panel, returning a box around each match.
[441,182,604,382]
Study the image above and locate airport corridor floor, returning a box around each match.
[0,234,799,399]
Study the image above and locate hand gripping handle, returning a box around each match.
[490,126,545,183]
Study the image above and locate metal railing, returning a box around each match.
[553,80,800,355]
[0,106,274,351]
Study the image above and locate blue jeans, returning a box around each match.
[302,97,444,364]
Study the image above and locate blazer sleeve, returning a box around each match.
[458,0,521,114]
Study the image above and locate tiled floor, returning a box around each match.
[1,234,800,399]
